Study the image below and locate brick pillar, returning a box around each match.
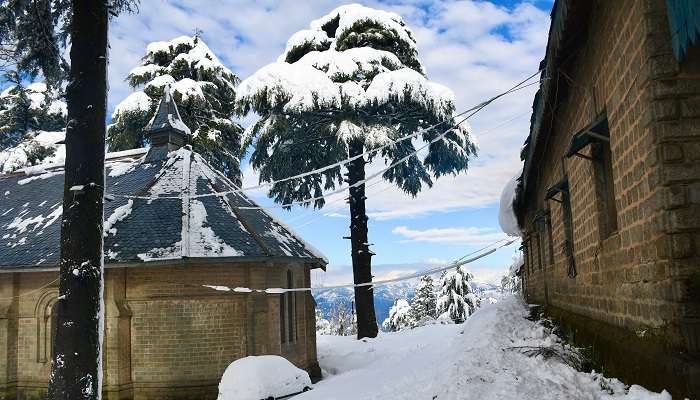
[102,269,132,400]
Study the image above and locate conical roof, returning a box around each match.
[144,86,191,136]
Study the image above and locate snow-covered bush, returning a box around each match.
[108,34,244,183]
[436,266,477,323]
[382,299,414,332]
[217,355,311,400]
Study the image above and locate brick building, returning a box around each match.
[513,0,700,397]
[0,93,325,400]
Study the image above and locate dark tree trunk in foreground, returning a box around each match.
[347,140,378,339]
[48,1,108,399]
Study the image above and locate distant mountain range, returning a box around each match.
[312,280,502,324]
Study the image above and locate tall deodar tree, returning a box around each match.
[0,1,138,399]
[108,34,244,184]
[237,4,476,339]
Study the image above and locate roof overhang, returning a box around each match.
[518,0,594,204]
[0,255,327,274]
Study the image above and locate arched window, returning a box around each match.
[280,269,296,344]
[50,302,59,360]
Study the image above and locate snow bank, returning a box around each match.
[297,297,671,400]
[217,355,311,400]
[499,174,521,237]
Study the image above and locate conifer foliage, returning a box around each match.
[410,275,437,323]
[108,34,244,183]
[0,73,67,172]
[382,299,414,332]
[237,4,476,339]
[437,266,477,324]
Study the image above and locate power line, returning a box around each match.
[199,237,519,294]
[108,71,543,203]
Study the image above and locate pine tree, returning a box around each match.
[410,275,437,324]
[0,72,67,172]
[315,309,332,335]
[108,34,244,184]
[382,299,414,332]
[437,266,477,323]
[236,4,476,339]
[0,2,138,399]
[329,300,355,336]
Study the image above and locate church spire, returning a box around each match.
[144,86,190,161]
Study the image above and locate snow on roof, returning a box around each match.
[499,175,522,237]
[0,147,326,270]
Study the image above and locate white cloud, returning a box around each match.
[106,0,549,222]
[392,225,506,245]
[425,257,449,265]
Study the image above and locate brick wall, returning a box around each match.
[520,0,700,396]
[0,260,320,400]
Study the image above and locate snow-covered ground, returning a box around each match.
[298,296,670,400]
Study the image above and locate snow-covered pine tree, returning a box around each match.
[329,300,355,336]
[108,34,244,183]
[382,298,414,332]
[315,309,332,335]
[1,2,138,399]
[0,72,67,172]
[236,4,476,339]
[437,266,477,323]
[410,275,437,324]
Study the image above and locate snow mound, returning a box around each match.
[499,174,521,237]
[299,297,671,400]
[217,355,311,400]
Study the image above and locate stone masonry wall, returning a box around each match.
[520,0,700,396]
[0,261,318,400]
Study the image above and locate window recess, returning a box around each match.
[565,114,618,239]
[545,179,577,278]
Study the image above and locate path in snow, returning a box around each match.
[297,296,670,400]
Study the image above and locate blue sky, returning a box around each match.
[108,0,551,284]
[102,0,554,284]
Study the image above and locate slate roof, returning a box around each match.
[145,87,191,136]
[0,147,326,270]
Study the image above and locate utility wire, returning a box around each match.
[108,71,543,202]
[199,237,519,294]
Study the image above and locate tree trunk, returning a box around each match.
[47,1,108,399]
[347,140,378,339]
